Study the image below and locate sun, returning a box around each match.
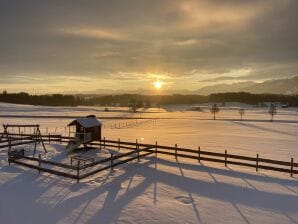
[154,81,162,89]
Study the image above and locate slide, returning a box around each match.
[66,139,83,155]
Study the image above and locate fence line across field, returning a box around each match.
[1,132,297,183]
[1,119,159,135]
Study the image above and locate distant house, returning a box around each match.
[68,115,102,144]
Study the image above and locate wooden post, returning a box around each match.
[136,139,138,151]
[77,161,80,183]
[49,133,51,144]
[290,158,294,177]
[175,144,178,159]
[118,138,120,150]
[198,146,201,163]
[155,141,158,157]
[103,137,106,148]
[225,150,227,167]
[8,137,11,152]
[8,137,11,166]
[69,126,70,137]
[38,153,41,173]
[137,145,140,162]
[110,153,114,171]
[256,154,259,172]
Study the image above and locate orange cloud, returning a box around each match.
[57,27,126,40]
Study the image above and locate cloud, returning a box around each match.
[174,39,198,46]
[200,62,298,82]
[0,0,297,92]
[57,28,127,41]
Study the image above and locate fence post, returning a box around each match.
[77,161,80,183]
[137,145,140,162]
[8,136,11,149]
[256,154,259,172]
[110,153,114,171]
[104,137,106,148]
[8,137,11,166]
[38,153,41,173]
[290,158,294,177]
[198,146,200,163]
[136,139,138,151]
[49,133,51,144]
[155,141,158,157]
[118,138,120,151]
[175,144,178,160]
[8,137,12,155]
[225,150,227,167]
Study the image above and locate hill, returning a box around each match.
[196,76,298,95]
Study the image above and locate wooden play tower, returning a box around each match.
[66,115,102,154]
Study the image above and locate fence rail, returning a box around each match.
[1,132,297,183]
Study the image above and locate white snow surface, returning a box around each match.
[0,103,297,224]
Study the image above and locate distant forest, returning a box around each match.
[0,91,297,107]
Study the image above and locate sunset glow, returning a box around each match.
[154,81,162,89]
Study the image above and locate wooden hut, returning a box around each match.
[67,115,102,144]
[66,115,102,154]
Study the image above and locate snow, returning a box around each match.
[68,117,102,128]
[0,102,297,224]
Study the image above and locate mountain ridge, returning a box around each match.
[61,76,298,95]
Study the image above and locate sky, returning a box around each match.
[0,0,297,94]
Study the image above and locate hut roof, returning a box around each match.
[68,117,102,128]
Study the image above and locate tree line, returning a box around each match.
[0,90,297,107]
[0,91,81,106]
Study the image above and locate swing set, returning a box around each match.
[1,124,47,156]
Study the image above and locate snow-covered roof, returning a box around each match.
[68,117,102,128]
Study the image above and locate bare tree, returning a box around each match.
[210,104,220,120]
[130,98,137,113]
[268,104,277,122]
[239,108,245,120]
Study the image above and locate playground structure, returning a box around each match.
[66,115,102,154]
[0,124,47,156]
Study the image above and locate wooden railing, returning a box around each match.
[1,133,297,183]
[6,138,155,182]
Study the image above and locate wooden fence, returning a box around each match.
[7,140,155,182]
[91,138,297,177]
[1,133,297,183]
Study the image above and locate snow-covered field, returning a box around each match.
[0,102,297,224]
